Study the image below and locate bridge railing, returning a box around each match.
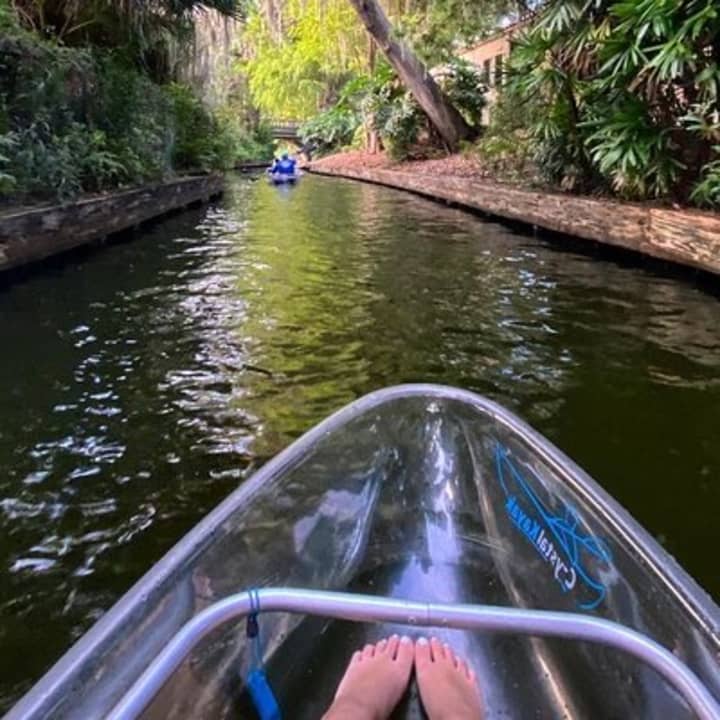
[267,120,302,139]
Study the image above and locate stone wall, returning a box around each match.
[0,175,223,273]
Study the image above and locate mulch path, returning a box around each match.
[310,151,681,208]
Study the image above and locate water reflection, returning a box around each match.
[0,175,718,709]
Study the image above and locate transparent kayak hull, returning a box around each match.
[8,385,720,720]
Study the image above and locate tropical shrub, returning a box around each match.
[367,58,484,160]
[167,83,234,171]
[510,0,720,204]
[441,58,486,129]
[473,86,538,182]
[691,157,720,207]
[299,106,361,155]
[684,107,720,208]
[0,5,258,204]
[0,37,171,202]
[300,58,486,160]
[372,92,425,160]
[215,109,275,163]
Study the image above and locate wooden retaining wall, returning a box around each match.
[0,174,224,273]
[236,162,271,172]
[310,165,720,276]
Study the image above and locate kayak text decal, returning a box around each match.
[495,443,613,610]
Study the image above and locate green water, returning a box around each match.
[0,174,718,709]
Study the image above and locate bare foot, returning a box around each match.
[322,635,414,720]
[414,637,483,720]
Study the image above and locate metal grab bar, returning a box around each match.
[107,588,720,720]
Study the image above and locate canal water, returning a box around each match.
[1,175,719,709]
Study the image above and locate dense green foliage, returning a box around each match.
[242,0,518,120]
[241,0,367,120]
[395,0,525,64]
[1,41,167,200]
[6,0,244,80]
[300,59,486,160]
[299,106,361,156]
[441,58,487,128]
[274,0,720,208]
[0,0,271,205]
[507,0,720,204]
[472,83,540,183]
[4,0,718,208]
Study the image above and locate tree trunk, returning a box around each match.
[347,0,474,150]
[366,38,381,153]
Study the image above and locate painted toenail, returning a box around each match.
[416,636,428,645]
[400,635,411,644]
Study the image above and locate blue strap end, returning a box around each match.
[247,668,282,720]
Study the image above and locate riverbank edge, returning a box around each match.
[309,164,720,277]
[0,174,224,273]
[236,161,272,172]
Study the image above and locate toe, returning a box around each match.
[385,634,400,659]
[350,650,362,665]
[362,643,375,659]
[376,638,388,654]
[395,636,413,666]
[443,642,458,667]
[430,637,445,662]
[443,643,460,668]
[414,636,432,668]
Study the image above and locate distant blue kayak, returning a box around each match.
[269,173,299,185]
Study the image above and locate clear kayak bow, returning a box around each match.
[8,385,720,720]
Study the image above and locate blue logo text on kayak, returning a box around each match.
[495,443,613,611]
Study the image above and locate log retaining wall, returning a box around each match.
[0,174,224,273]
[310,165,720,276]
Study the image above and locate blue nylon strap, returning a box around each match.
[247,669,282,720]
[244,588,282,720]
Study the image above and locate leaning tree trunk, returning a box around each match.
[366,38,381,153]
[347,0,474,150]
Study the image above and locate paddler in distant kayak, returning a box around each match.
[270,152,297,177]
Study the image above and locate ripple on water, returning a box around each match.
[0,174,719,711]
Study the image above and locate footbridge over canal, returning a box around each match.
[269,121,302,143]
